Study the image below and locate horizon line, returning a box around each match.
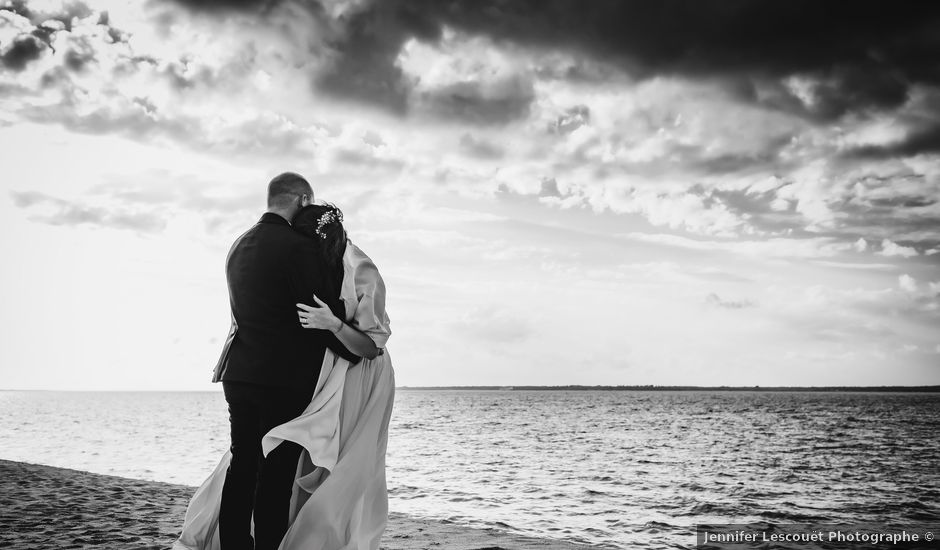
[398,384,940,391]
[3,384,939,392]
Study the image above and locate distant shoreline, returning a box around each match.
[2,385,939,392]
[397,385,940,392]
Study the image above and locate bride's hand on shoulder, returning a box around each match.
[299,295,381,359]
[296,295,343,332]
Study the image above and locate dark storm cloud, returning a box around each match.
[314,1,441,114]
[167,0,282,14]
[0,34,44,70]
[166,0,422,113]
[312,0,940,121]
[160,0,940,125]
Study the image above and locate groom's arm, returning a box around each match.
[324,332,362,364]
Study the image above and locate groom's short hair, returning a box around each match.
[267,172,313,208]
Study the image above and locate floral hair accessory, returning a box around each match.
[315,207,343,239]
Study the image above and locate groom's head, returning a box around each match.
[267,172,313,219]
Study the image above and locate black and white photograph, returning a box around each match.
[1,0,938,549]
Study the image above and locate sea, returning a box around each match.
[1,389,938,549]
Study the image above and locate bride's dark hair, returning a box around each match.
[293,202,347,262]
[292,204,348,316]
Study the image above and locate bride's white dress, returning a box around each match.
[174,242,395,550]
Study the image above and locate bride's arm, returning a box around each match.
[296,296,381,359]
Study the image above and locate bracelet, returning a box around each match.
[332,320,344,334]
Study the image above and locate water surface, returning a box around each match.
[1,389,937,548]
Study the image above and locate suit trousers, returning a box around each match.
[220,381,313,550]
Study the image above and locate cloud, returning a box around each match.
[10,190,168,232]
[538,177,561,198]
[845,122,940,159]
[415,73,535,125]
[0,0,112,72]
[312,1,437,114]
[602,188,752,237]
[899,274,918,293]
[392,30,538,124]
[0,33,45,70]
[1,0,94,32]
[5,46,326,160]
[622,232,856,259]
[765,160,940,246]
[16,88,326,158]
[0,0,343,160]
[705,292,754,310]
[168,0,282,12]
[549,105,590,135]
[879,239,920,258]
[769,282,940,332]
[458,133,504,159]
[812,261,897,271]
[889,275,940,319]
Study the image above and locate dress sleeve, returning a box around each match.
[348,247,391,349]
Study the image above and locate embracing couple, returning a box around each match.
[173,172,395,550]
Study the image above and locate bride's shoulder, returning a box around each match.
[344,241,378,271]
[344,241,384,293]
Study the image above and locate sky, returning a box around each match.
[1,0,939,390]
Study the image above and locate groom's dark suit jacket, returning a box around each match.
[211,212,357,391]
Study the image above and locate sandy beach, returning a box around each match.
[0,459,598,550]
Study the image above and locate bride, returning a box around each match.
[174,203,395,550]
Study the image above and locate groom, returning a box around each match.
[211,172,359,550]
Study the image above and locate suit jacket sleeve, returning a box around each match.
[211,313,237,382]
[211,239,241,383]
[324,332,361,364]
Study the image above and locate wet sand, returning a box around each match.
[0,459,598,549]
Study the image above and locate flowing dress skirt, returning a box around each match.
[173,350,395,550]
